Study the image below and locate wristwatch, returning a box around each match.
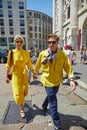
[69,78,75,82]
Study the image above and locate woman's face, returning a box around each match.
[15,38,23,50]
[48,37,58,52]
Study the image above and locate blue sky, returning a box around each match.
[27,0,53,17]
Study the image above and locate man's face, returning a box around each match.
[48,37,58,52]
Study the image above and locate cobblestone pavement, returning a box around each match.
[0,63,87,130]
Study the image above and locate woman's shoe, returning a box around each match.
[20,111,25,118]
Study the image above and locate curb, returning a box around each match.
[76,79,87,91]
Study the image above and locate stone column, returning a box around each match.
[53,0,56,33]
[58,0,63,47]
[70,0,79,50]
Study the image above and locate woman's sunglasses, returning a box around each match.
[16,40,23,44]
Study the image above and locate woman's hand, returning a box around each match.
[6,77,10,84]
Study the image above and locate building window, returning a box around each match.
[39,14,41,18]
[42,15,47,21]
[39,19,41,25]
[0,0,2,8]
[35,33,37,38]
[8,38,15,49]
[1,27,5,34]
[29,19,32,24]
[9,19,13,26]
[0,19,4,26]
[30,33,33,38]
[20,28,25,34]
[19,11,24,18]
[34,19,37,25]
[34,13,37,18]
[9,28,14,34]
[39,27,41,32]
[20,20,25,26]
[19,2,24,9]
[67,6,70,19]
[9,43,15,49]
[7,1,12,9]
[34,26,37,31]
[0,38,7,46]
[8,10,12,17]
[29,12,32,16]
[0,10,3,17]
[39,33,41,38]
[29,26,33,31]
[81,0,84,2]
[8,37,14,43]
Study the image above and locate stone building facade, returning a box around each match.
[27,10,52,51]
[0,0,28,50]
[0,0,52,51]
[53,0,87,50]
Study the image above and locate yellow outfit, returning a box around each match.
[35,49,73,87]
[6,49,34,104]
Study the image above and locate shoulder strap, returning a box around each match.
[9,50,13,67]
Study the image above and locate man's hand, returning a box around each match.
[70,80,76,91]
[32,73,38,80]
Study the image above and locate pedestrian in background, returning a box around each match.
[70,46,77,65]
[35,34,76,130]
[27,50,34,83]
[80,46,87,63]
[6,35,36,118]
[31,48,40,64]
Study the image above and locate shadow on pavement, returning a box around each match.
[30,104,87,130]
[74,72,82,75]
[2,101,32,124]
[30,80,42,86]
[2,102,87,130]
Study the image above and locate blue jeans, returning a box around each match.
[42,86,60,127]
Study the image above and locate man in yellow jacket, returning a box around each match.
[35,34,76,130]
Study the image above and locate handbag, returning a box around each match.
[7,50,13,80]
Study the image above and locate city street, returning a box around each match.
[0,62,87,130]
[73,51,87,84]
[0,0,87,129]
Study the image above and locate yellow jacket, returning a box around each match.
[35,49,73,87]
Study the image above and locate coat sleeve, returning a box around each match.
[35,52,42,73]
[26,51,35,72]
[6,51,12,70]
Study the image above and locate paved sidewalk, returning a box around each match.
[0,64,87,130]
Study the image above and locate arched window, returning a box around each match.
[67,6,70,19]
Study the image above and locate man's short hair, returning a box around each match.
[48,34,59,42]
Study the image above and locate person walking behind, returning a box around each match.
[35,34,76,130]
[27,50,34,83]
[6,35,36,118]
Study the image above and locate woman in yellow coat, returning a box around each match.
[6,35,35,118]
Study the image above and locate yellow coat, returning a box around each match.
[35,49,73,87]
[6,49,34,104]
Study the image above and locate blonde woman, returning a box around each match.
[6,35,36,118]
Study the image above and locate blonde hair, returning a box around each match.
[14,35,25,45]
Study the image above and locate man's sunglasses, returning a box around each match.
[48,41,56,44]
